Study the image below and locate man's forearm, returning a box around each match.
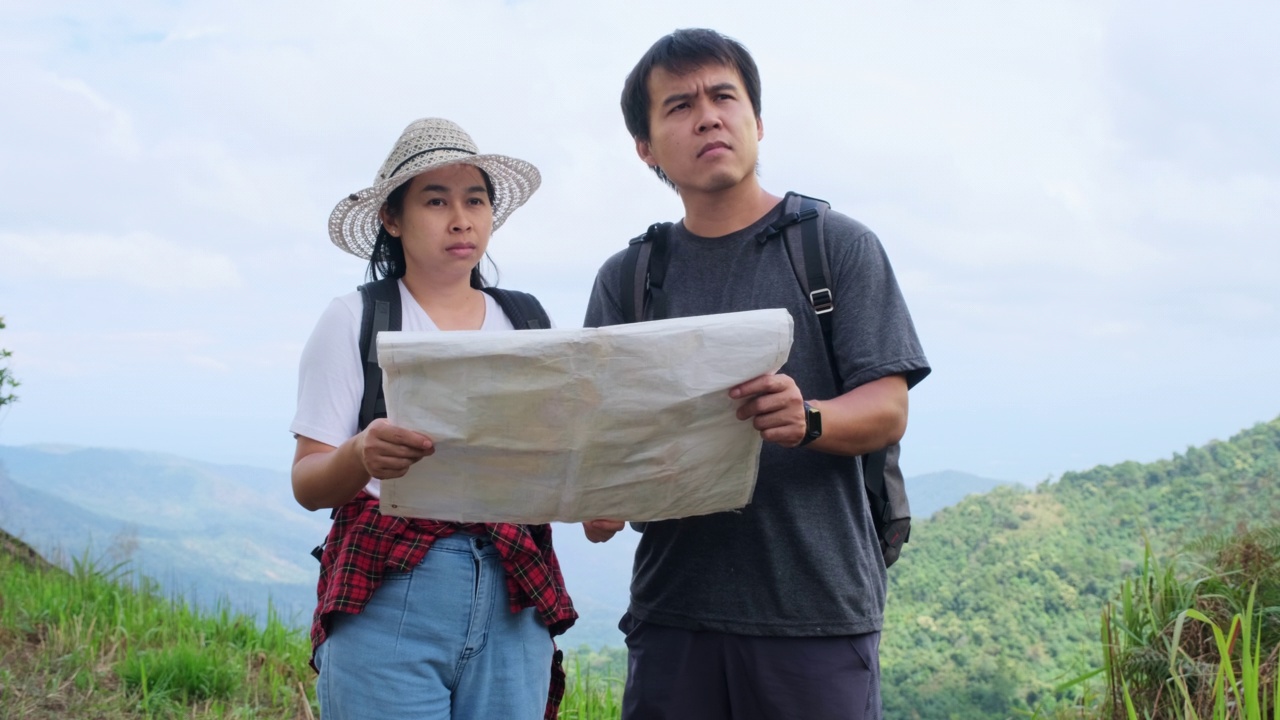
[804,374,908,456]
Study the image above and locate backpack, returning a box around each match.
[310,277,551,559]
[618,192,912,567]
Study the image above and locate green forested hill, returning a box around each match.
[881,416,1280,719]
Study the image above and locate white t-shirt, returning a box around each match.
[290,280,516,497]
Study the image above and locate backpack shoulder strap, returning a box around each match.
[768,193,912,567]
[769,192,839,385]
[357,278,402,433]
[616,222,672,536]
[619,222,672,323]
[483,287,552,329]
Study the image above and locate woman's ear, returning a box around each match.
[378,204,400,237]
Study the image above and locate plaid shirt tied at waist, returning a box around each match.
[310,491,578,718]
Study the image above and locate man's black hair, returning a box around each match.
[366,167,498,288]
[620,28,762,187]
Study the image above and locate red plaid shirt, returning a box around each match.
[311,492,578,719]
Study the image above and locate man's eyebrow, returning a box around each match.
[660,90,695,107]
[660,82,739,107]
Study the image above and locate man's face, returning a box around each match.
[636,62,763,196]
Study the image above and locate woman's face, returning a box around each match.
[380,164,494,282]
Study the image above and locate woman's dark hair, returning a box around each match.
[366,167,499,287]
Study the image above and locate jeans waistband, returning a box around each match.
[431,532,498,558]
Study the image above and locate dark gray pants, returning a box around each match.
[619,613,881,720]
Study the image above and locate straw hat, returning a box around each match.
[328,118,541,259]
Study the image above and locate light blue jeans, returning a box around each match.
[314,533,552,720]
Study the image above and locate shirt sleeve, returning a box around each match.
[582,251,628,329]
[825,214,932,391]
[290,295,363,448]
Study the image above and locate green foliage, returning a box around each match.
[1085,528,1280,719]
[4,406,1277,719]
[0,316,17,409]
[560,646,626,719]
[0,538,626,719]
[117,645,244,706]
[0,548,317,719]
[881,417,1280,719]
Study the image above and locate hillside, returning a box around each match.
[905,469,1022,519]
[0,445,330,627]
[0,526,631,719]
[0,443,1007,651]
[4,420,1276,718]
[880,415,1280,719]
[0,525,319,719]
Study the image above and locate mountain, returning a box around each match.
[6,415,1276,719]
[553,467,1013,649]
[0,445,330,627]
[879,415,1280,719]
[905,469,1021,519]
[0,442,1007,651]
[0,443,640,648]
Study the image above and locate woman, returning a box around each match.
[291,118,576,720]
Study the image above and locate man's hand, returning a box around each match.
[730,373,806,447]
[357,418,435,479]
[583,519,625,543]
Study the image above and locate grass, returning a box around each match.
[560,650,625,719]
[0,542,625,719]
[13,525,1273,720]
[1043,527,1280,720]
[0,550,318,719]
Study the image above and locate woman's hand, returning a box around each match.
[357,418,435,479]
[292,420,435,511]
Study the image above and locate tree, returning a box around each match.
[0,316,18,409]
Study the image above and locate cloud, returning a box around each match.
[185,355,231,373]
[0,0,1276,484]
[0,231,243,291]
[46,73,140,157]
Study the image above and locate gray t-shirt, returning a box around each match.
[584,198,930,636]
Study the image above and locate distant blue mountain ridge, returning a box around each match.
[0,443,1013,650]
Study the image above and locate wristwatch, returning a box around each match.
[799,401,822,446]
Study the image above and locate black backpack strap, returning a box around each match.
[863,444,911,566]
[645,223,672,321]
[796,196,838,383]
[766,192,912,568]
[769,192,839,387]
[357,278,401,433]
[619,223,671,323]
[483,287,552,329]
[617,222,671,533]
[620,234,646,324]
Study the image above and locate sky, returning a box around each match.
[1,0,1277,485]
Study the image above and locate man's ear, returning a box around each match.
[756,115,764,142]
[635,137,658,168]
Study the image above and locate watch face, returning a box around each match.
[802,402,822,444]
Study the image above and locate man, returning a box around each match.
[583,28,930,720]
